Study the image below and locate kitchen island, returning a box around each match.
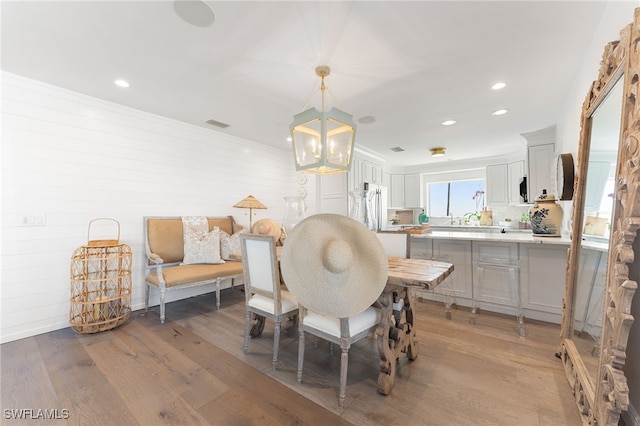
[409,231,572,324]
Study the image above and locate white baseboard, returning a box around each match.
[623,402,640,426]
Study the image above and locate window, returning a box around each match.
[428,179,485,217]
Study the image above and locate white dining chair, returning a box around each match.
[240,233,298,369]
[297,304,381,408]
[375,230,411,258]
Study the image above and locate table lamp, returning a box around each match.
[233,195,267,230]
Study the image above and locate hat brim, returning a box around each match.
[280,214,388,318]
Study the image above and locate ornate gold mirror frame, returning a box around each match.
[560,9,639,426]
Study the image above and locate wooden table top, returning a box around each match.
[385,257,454,290]
[276,246,453,291]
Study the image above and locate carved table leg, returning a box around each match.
[377,286,418,395]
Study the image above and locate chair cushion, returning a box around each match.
[304,306,380,337]
[248,290,298,315]
[145,262,243,287]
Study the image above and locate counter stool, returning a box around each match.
[469,256,525,336]
[431,254,457,320]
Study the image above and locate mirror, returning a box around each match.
[572,79,622,381]
[559,9,639,426]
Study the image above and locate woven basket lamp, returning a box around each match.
[233,195,267,229]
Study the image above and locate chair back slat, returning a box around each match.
[241,234,279,301]
[375,231,410,258]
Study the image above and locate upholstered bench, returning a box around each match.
[143,216,245,323]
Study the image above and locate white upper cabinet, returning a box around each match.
[527,143,555,200]
[404,173,421,208]
[521,126,556,202]
[390,174,405,208]
[486,164,508,206]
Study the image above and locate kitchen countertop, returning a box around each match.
[411,230,572,245]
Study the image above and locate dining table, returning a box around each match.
[376,256,454,395]
[251,250,454,396]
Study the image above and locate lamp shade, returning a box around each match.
[290,106,356,174]
[233,195,267,210]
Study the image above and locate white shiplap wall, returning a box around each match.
[0,72,315,343]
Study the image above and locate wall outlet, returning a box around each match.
[18,214,46,226]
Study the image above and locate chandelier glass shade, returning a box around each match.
[290,66,356,174]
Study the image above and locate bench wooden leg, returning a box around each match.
[215,278,221,309]
[159,287,166,324]
[144,284,150,311]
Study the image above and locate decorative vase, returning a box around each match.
[282,196,306,237]
[528,189,563,237]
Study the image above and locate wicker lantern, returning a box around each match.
[70,219,132,333]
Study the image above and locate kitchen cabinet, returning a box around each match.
[348,156,364,193]
[486,161,525,206]
[519,243,567,323]
[527,143,555,200]
[486,164,508,206]
[403,174,421,208]
[390,174,405,208]
[318,173,348,215]
[409,233,569,323]
[431,239,473,300]
[364,161,383,184]
[410,238,433,260]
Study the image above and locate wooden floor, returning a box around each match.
[1,288,583,425]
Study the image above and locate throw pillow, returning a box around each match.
[221,229,246,260]
[182,216,224,264]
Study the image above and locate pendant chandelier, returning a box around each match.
[290,65,356,174]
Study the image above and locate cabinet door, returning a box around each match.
[528,143,554,200]
[431,239,472,300]
[390,174,405,208]
[404,174,421,208]
[508,160,525,204]
[486,164,508,206]
[472,241,520,307]
[519,243,567,320]
[410,238,433,260]
[318,173,348,215]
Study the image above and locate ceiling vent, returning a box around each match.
[205,119,230,128]
[389,147,405,152]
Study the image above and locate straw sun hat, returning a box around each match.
[280,214,388,318]
[251,218,282,241]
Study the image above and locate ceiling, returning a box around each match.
[0,1,620,168]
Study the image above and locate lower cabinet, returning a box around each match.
[410,237,568,323]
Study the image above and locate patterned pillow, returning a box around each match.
[182,216,224,264]
[220,229,246,260]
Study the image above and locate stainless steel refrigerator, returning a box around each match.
[364,182,388,231]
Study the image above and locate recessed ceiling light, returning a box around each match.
[114,79,130,88]
[491,82,506,90]
[430,147,446,157]
[491,108,508,116]
[441,119,456,126]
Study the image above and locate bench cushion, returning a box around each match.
[146,261,243,287]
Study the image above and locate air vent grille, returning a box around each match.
[205,119,230,128]
[389,147,405,152]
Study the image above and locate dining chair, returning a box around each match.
[240,233,298,369]
[297,305,381,408]
[375,230,411,258]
